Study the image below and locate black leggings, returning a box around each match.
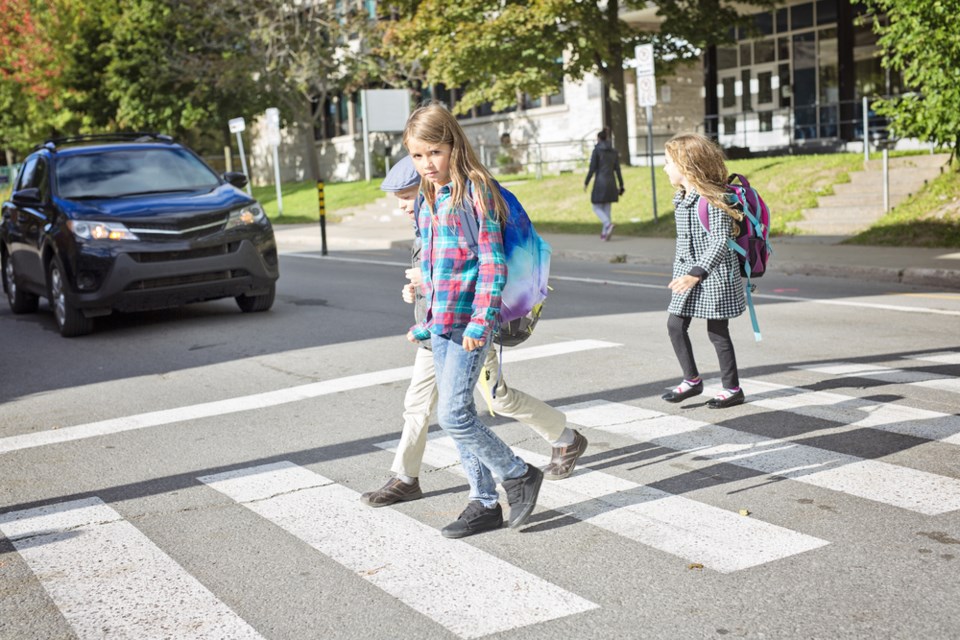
[667,314,740,389]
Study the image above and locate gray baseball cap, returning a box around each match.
[380,155,420,192]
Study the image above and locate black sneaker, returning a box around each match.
[441,501,504,539]
[502,464,543,529]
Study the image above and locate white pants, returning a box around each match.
[391,346,567,478]
[591,202,612,226]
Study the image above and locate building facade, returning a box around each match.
[251,0,899,184]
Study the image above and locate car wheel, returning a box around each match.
[236,283,276,313]
[47,256,94,337]
[3,254,39,314]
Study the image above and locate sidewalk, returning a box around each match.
[272,197,960,291]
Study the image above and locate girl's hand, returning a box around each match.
[668,274,700,294]
[406,330,419,344]
[405,267,422,286]
[462,336,485,352]
[401,283,416,304]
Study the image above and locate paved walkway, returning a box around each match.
[273,196,960,291]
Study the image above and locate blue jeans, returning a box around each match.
[431,329,528,508]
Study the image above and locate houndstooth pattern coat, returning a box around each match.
[668,189,746,319]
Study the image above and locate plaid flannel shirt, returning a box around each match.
[410,182,506,342]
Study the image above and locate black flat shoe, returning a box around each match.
[661,380,703,403]
[707,389,745,409]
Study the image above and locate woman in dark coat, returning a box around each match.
[584,128,625,241]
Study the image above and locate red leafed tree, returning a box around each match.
[0,0,61,99]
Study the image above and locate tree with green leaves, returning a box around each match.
[382,0,776,165]
[101,0,270,151]
[862,0,960,166]
[238,1,377,182]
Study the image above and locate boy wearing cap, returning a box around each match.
[363,156,588,538]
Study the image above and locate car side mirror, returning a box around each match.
[223,172,248,189]
[12,187,41,205]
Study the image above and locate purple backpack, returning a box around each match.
[697,173,771,341]
[696,173,771,279]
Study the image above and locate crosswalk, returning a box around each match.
[2,348,958,638]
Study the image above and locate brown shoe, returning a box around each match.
[360,477,422,507]
[543,431,588,481]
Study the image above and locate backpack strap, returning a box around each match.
[696,196,711,232]
[700,194,763,342]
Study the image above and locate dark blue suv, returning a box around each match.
[1,133,279,336]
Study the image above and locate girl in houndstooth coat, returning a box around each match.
[661,133,747,409]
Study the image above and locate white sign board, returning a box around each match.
[228,117,245,134]
[637,75,657,107]
[364,89,411,132]
[264,107,281,147]
[635,44,655,77]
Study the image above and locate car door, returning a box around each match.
[6,155,49,290]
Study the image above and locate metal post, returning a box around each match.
[882,147,889,213]
[646,105,658,222]
[272,144,283,217]
[317,181,328,256]
[361,90,371,182]
[234,132,252,196]
[863,96,870,163]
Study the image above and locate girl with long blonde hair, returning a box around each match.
[402,102,543,537]
[660,133,747,409]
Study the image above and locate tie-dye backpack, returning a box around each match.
[414,181,551,347]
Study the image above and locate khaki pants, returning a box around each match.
[391,346,566,478]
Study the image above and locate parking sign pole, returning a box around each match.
[235,133,252,196]
[635,44,658,223]
[228,117,253,197]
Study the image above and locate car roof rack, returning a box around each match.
[36,132,176,151]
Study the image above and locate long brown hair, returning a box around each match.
[664,133,741,223]
[402,102,507,223]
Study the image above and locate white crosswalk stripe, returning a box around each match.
[0,498,265,640]
[199,462,598,639]
[560,399,960,515]
[745,379,960,445]
[793,361,960,394]
[0,339,620,455]
[375,436,829,573]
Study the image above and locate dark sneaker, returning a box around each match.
[441,501,503,539]
[661,379,703,403]
[502,464,543,529]
[543,431,588,481]
[707,388,745,409]
[360,477,422,507]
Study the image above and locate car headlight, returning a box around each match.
[67,220,139,241]
[226,204,267,229]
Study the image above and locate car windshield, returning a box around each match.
[56,147,221,199]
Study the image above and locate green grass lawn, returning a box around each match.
[256,152,960,248]
[251,179,384,224]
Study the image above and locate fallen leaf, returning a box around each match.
[739,509,751,516]
[688,563,704,570]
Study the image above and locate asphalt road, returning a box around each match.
[1,249,959,640]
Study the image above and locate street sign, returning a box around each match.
[635,44,655,77]
[264,108,281,147]
[637,75,657,107]
[228,117,245,134]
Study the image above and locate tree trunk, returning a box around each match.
[299,103,322,183]
[605,0,631,166]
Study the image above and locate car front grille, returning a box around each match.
[124,269,251,291]
[127,212,229,239]
[129,243,237,263]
